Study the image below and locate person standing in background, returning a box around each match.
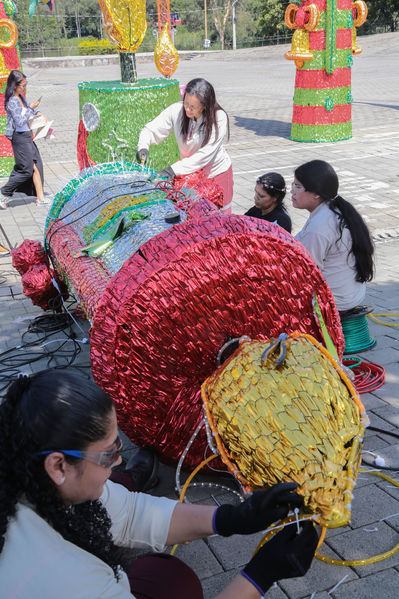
[1,70,47,209]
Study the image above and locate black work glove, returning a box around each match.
[157,166,175,180]
[213,482,302,536]
[136,148,149,164]
[242,521,319,595]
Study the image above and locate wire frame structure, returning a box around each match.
[201,334,368,527]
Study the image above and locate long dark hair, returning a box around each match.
[256,172,287,209]
[294,160,374,282]
[5,69,26,110]
[0,369,125,579]
[181,78,229,147]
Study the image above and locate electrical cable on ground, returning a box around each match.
[342,314,376,354]
[343,358,385,394]
[368,313,399,327]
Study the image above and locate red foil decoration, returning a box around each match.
[11,239,46,275]
[47,220,111,321]
[21,264,68,311]
[89,214,344,467]
[77,120,96,172]
[173,169,224,209]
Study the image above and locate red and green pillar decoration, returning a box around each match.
[0,0,21,175]
[285,0,367,142]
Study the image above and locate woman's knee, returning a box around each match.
[127,553,203,599]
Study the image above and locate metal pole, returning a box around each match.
[232,4,236,50]
[232,0,238,50]
[204,0,208,40]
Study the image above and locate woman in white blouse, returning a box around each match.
[137,78,233,212]
[292,160,374,313]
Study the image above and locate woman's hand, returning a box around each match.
[213,482,302,537]
[30,100,41,110]
[157,166,175,180]
[136,148,149,165]
[241,522,319,595]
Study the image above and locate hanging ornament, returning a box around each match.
[154,24,179,78]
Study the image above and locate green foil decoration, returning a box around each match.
[78,78,181,170]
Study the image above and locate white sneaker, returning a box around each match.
[36,197,52,206]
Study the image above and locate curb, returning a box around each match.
[22,50,221,69]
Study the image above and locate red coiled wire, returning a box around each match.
[343,358,385,394]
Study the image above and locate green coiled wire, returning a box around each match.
[342,314,376,354]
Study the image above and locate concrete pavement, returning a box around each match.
[1,31,399,598]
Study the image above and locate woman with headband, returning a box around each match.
[245,172,292,233]
[0,369,318,599]
[292,160,374,312]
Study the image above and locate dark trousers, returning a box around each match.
[109,471,204,598]
[127,553,203,599]
[1,131,44,197]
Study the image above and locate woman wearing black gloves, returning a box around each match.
[137,78,233,213]
[0,368,318,598]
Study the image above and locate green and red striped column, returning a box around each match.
[290,0,354,142]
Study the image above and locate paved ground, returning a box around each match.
[1,32,399,598]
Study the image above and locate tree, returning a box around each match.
[59,0,102,38]
[14,0,61,53]
[362,0,399,33]
[255,0,287,38]
[210,0,232,49]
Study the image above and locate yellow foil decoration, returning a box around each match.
[154,24,179,78]
[201,333,368,528]
[285,28,313,69]
[0,18,18,84]
[98,0,147,52]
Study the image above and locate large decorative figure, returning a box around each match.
[38,164,344,468]
[77,0,181,170]
[285,0,368,142]
[0,0,22,177]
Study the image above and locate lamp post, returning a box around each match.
[232,0,238,50]
[204,0,210,48]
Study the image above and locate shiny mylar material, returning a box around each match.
[77,78,181,170]
[0,0,22,177]
[98,0,147,52]
[154,24,179,78]
[202,334,368,527]
[285,0,368,142]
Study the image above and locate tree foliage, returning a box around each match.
[9,0,399,54]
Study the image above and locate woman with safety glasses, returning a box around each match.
[292,160,374,312]
[137,78,233,213]
[245,172,292,233]
[0,369,318,599]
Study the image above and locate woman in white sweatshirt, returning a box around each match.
[137,78,233,212]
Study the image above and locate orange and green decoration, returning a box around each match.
[285,0,368,142]
[0,0,22,176]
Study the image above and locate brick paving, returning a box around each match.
[1,31,399,598]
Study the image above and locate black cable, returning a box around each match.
[362,425,399,471]
[367,425,399,441]
[361,458,399,472]
[0,311,90,395]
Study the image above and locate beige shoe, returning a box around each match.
[0,243,10,255]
